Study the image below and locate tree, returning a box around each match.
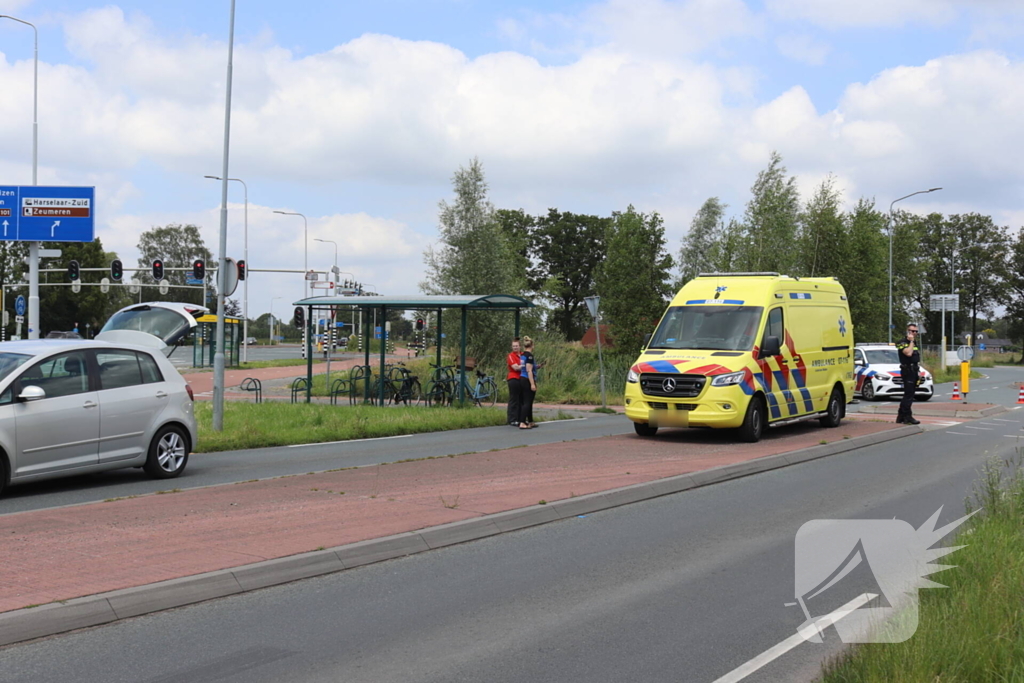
[225,298,241,317]
[494,209,535,290]
[38,238,122,335]
[136,224,213,307]
[678,197,725,285]
[837,200,889,343]
[948,213,1009,342]
[532,209,610,341]
[736,151,801,273]
[597,206,674,358]
[421,158,525,365]
[1004,229,1024,358]
[0,241,28,339]
[797,176,846,278]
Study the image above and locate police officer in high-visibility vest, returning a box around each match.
[895,323,921,425]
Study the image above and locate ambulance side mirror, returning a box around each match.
[760,336,781,358]
[641,333,652,350]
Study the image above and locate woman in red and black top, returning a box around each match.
[506,338,522,426]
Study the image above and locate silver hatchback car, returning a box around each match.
[0,340,197,496]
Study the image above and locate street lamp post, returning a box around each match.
[211,0,237,432]
[1,15,39,339]
[270,296,282,347]
[274,210,308,299]
[313,238,338,284]
[888,187,942,343]
[205,175,248,362]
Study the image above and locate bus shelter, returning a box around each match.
[193,314,242,368]
[291,294,535,404]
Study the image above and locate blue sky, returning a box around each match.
[1,0,1023,317]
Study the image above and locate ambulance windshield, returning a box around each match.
[649,305,764,351]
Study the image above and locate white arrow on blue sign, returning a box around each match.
[15,295,26,316]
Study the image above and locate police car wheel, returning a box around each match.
[861,380,876,401]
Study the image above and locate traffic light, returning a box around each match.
[236,259,246,281]
[293,306,305,328]
[68,260,80,281]
[416,318,424,331]
[152,259,164,281]
[110,259,123,281]
[192,259,205,281]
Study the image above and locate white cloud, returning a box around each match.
[766,0,957,28]
[775,33,830,65]
[0,1,33,14]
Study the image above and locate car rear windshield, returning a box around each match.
[100,306,191,344]
[649,305,764,351]
[865,349,900,364]
[0,352,32,383]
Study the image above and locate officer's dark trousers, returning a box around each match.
[507,379,521,424]
[898,373,916,419]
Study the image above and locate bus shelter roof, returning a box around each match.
[291,294,534,309]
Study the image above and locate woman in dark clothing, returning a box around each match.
[518,336,537,429]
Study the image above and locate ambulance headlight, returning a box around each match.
[627,369,639,383]
[711,371,746,387]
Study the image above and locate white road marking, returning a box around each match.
[932,421,960,427]
[711,594,877,683]
[1003,435,1022,439]
[992,419,1019,423]
[946,431,975,436]
[963,425,993,430]
[287,434,414,448]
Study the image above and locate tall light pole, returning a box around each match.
[211,0,237,432]
[205,175,248,361]
[888,187,942,343]
[274,210,307,299]
[269,296,282,346]
[1,15,39,339]
[314,238,338,287]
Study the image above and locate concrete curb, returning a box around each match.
[0,424,921,648]
[857,404,1008,419]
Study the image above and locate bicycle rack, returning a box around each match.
[290,377,309,404]
[240,377,262,404]
[349,365,373,403]
[329,378,352,406]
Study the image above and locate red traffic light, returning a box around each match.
[192,259,205,280]
[152,259,164,281]
[236,259,246,281]
[416,318,425,330]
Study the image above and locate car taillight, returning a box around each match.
[186,384,194,401]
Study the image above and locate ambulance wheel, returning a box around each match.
[634,422,658,437]
[861,380,876,401]
[737,397,765,443]
[819,386,843,428]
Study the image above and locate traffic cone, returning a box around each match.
[951,382,961,401]
[1017,385,1024,405]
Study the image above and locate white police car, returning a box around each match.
[854,343,933,401]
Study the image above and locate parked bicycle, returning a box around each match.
[443,368,498,407]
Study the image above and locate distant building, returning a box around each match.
[581,324,613,348]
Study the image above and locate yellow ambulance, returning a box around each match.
[624,273,856,442]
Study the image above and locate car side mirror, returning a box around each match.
[854,359,865,366]
[18,385,45,402]
[760,335,781,358]
[642,333,652,350]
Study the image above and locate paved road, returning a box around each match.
[3,393,1021,681]
[0,414,633,514]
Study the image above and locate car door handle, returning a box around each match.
[83,401,97,409]
[156,391,168,399]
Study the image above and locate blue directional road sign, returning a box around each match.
[14,295,26,316]
[0,185,95,242]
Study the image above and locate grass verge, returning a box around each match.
[819,454,1024,682]
[194,401,512,452]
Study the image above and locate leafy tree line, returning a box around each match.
[424,154,1023,365]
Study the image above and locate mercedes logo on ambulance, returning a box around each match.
[662,378,677,393]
